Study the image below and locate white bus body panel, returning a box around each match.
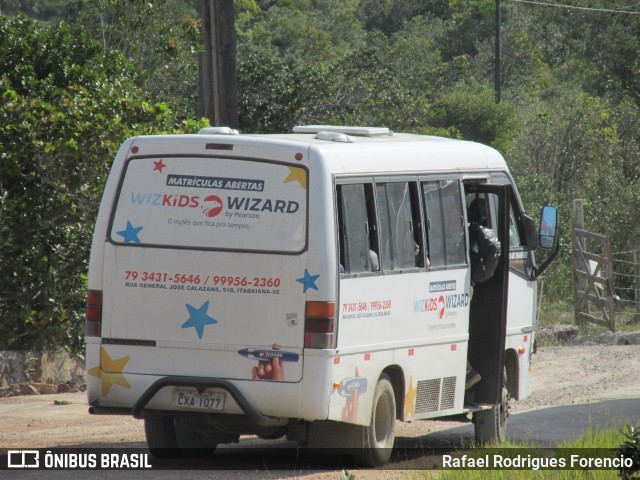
[330,269,470,423]
[87,135,334,419]
[505,272,537,399]
[87,131,538,425]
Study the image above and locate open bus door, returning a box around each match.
[465,183,511,444]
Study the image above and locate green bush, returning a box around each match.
[618,424,640,480]
[0,16,206,357]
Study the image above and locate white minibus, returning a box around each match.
[85,125,558,466]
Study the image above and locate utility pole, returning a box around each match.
[495,0,501,103]
[198,0,239,128]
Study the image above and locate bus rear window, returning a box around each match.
[109,156,307,253]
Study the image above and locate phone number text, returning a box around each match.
[124,271,281,288]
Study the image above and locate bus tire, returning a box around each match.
[358,374,396,467]
[474,371,508,445]
[144,414,181,458]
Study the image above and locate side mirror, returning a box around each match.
[530,204,560,279]
[539,205,558,249]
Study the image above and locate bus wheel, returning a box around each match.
[474,372,509,445]
[358,374,396,467]
[144,414,181,458]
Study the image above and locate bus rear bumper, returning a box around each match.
[131,375,279,426]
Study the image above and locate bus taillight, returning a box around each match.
[304,301,336,349]
[85,289,103,337]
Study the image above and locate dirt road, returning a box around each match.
[1,344,639,449]
[514,344,640,412]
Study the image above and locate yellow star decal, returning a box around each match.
[283,167,307,190]
[88,346,132,396]
[404,375,417,420]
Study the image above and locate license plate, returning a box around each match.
[173,391,225,410]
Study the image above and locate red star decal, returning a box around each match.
[153,159,166,173]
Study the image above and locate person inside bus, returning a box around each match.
[466,196,488,390]
[368,249,379,271]
[468,196,489,227]
[414,239,431,268]
[364,189,380,272]
[339,249,379,273]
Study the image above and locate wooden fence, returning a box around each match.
[572,200,616,331]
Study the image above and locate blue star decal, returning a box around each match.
[116,221,143,243]
[296,269,320,293]
[181,301,218,339]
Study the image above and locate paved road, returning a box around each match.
[4,397,639,479]
[409,397,640,448]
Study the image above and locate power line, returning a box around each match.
[511,0,640,14]
[614,1,640,11]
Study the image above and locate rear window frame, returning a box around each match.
[107,154,310,255]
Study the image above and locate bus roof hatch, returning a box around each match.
[293,125,391,137]
[198,127,240,135]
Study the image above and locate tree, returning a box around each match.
[0,15,206,355]
[65,0,202,118]
[507,86,640,300]
[237,43,331,132]
[8,0,640,311]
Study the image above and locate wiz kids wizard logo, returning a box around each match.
[202,195,223,217]
[129,192,300,219]
[413,280,469,319]
[128,173,300,218]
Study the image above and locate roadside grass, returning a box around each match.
[538,301,640,332]
[538,300,573,328]
[537,300,640,347]
[434,426,629,480]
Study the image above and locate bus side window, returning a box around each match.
[337,186,347,273]
[423,181,445,268]
[364,185,380,271]
[337,183,380,274]
[490,172,528,276]
[376,181,423,271]
[423,179,467,268]
[410,182,428,268]
[442,180,467,266]
[508,207,524,248]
